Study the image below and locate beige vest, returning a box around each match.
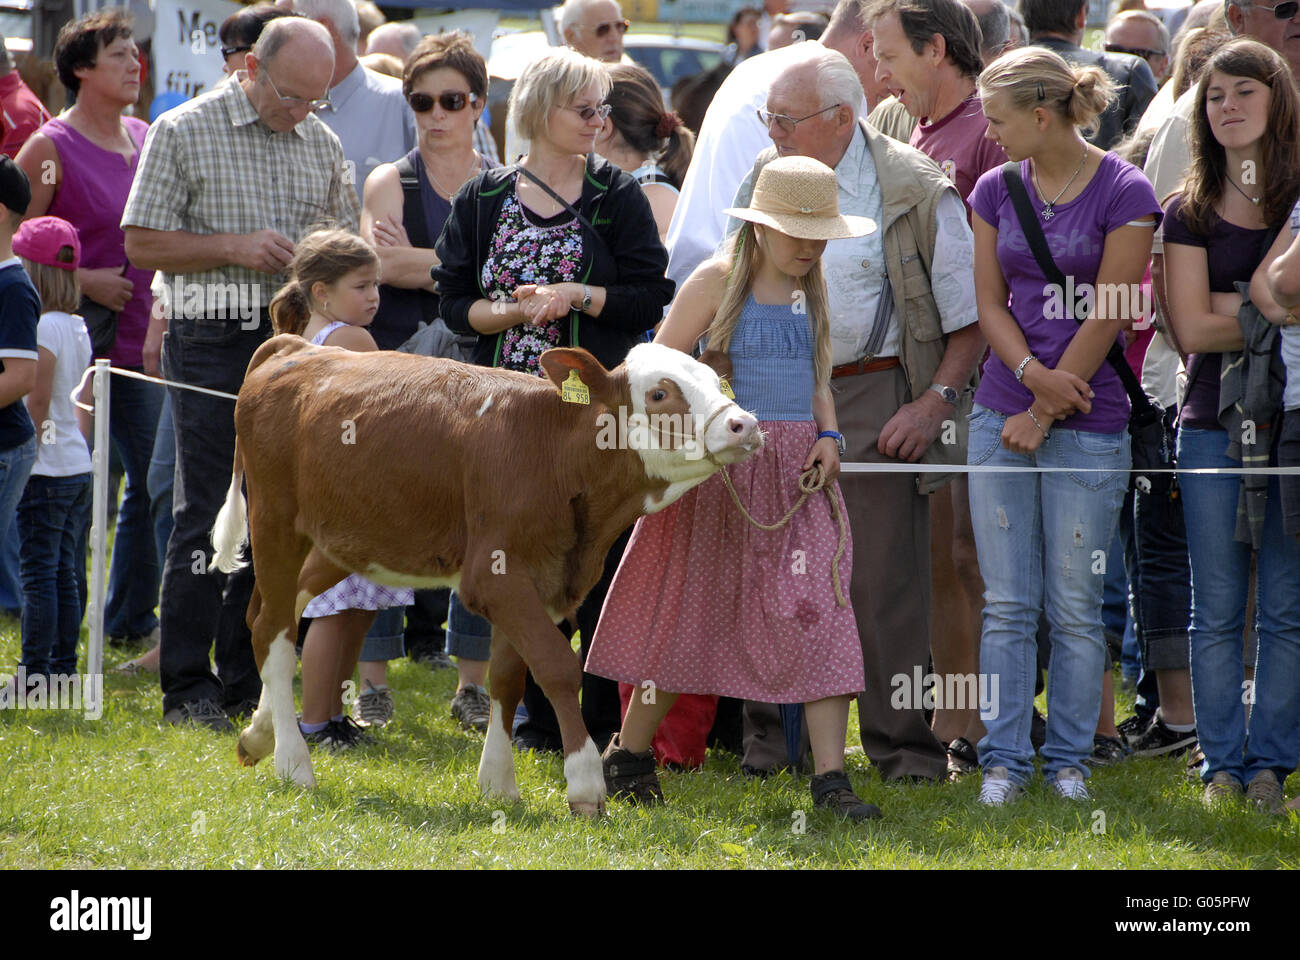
[740,121,970,492]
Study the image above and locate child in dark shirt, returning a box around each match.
[0,157,41,663]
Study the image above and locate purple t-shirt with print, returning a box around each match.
[969,151,1162,434]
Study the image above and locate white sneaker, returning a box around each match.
[1051,767,1091,801]
[978,766,1023,806]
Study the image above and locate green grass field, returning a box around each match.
[0,610,1296,869]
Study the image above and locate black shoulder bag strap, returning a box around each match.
[393,154,430,250]
[1000,161,1157,419]
[513,161,604,245]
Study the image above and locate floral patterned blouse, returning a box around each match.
[480,179,585,373]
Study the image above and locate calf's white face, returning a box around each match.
[620,343,761,509]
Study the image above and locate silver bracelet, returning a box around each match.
[1027,407,1050,438]
[1014,355,1037,383]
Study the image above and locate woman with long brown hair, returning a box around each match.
[1163,37,1300,813]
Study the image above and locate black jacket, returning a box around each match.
[1033,36,1158,151]
[432,153,674,371]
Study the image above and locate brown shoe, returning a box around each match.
[601,734,664,804]
[1245,770,1286,815]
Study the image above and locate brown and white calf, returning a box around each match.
[210,337,759,815]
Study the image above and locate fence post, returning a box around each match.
[85,358,111,719]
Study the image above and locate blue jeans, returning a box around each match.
[359,606,405,662]
[104,367,164,637]
[17,473,91,675]
[447,589,491,661]
[968,405,1129,785]
[1177,426,1300,785]
[0,438,37,615]
[158,319,265,712]
[147,390,175,575]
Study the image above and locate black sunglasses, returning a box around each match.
[1103,43,1164,61]
[1256,0,1300,18]
[407,91,479,113]
[220,44,251,59]
[593,18,630,37]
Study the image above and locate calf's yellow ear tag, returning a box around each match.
[718,376,736,400]
[561,369,590,404]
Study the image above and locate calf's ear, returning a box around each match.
[697,349,733,381]
[540,348,619,406]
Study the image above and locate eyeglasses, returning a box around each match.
[407,91,479,113]
[1103,43,1165,61]
[1254,0,1300,18]
[566,102,613,121]
[262,68,331,112]
[591,18,630,37]
[220,44,251,59]
[756,103,842,135]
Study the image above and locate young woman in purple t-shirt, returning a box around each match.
[1163,39,1300,814]
[967,47,1160,806]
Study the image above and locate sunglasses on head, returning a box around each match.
[1103,43,1164,61]
[593,18,630,37]
[407,91,479,113]
[1256,0,1300,17]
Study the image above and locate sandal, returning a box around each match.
[946,737,979,781]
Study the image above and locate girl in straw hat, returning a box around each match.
[585,155,883,821]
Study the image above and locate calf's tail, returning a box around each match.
[210,438,249,573]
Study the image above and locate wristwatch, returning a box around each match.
[579,284,592,313]
[928,382,959,405]
[817,430,846,455]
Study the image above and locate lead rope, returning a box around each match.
[717,462,849,608]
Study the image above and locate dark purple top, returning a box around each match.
[44,116,152,367]
[1162,193,1272,431]
[969,151,1162,433]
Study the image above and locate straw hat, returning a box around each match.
[723,155,876,241]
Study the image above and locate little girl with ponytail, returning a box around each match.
[269,228,413,749]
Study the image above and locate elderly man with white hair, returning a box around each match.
[290,0,414,201]
[559,0,629,62]
[722,44,983,782]
[664,0,890,290]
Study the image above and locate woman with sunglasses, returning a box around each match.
[359,32,499,729]
[434,47,673,754]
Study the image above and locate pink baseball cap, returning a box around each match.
[13,216,81,271]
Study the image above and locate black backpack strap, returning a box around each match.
[1000,161,1155,417]
[393,153,429,249]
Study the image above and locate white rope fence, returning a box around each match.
[66,360,1300,718]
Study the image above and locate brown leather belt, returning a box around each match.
[830,356,901,379]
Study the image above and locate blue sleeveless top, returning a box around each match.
[728,295,815,422]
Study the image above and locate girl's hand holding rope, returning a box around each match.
[802,435,840,484]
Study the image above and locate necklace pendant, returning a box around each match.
[1041,205,1054,221]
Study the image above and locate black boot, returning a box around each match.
[810,770,882,821]
[601,734,664,804]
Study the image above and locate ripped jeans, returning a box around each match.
[967,404,1130,786]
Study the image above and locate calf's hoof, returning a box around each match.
[236,738,261,767]
[568,799,606,818]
